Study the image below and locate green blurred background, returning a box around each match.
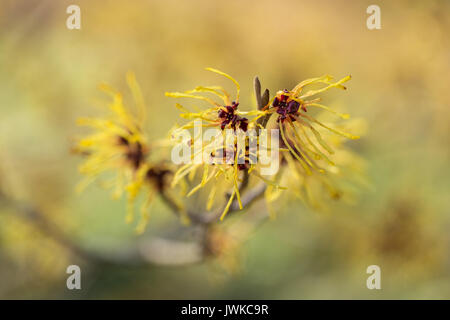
[0,0,449,299]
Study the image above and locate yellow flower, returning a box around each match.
[165,68,271,220]
[165,67,266,132]
[263,75,365,215]
[75,72,171,233]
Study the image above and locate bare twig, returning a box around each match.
[0,192,204,267]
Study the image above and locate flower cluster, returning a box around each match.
[259,75,364,215]
[75,68,364,234]
[165,68,274,220]
[74,72,176,233]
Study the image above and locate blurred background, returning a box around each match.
[0,0,449,299]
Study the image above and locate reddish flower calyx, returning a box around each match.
[273,90,306,122]
[218,101,249,131]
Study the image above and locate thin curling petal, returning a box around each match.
[307,103,350,119]
[292,75,334,95]
[220,190,236,221]
[205,67,240,102]
[299,75,352,99]
[185,86,231,105]
[165,91,220,107]
[126,71,147,125]
[301,113,360,140]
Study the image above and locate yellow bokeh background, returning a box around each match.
[0,0,449,298]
